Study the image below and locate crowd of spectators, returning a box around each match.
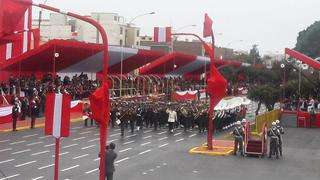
[283,97,320,112]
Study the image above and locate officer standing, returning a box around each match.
[30,97,38,129]
[268,122,280,159]
[275,120,284,156]
[12,102,20,131]
[232,121,244,156]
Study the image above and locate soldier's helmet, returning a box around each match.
[275,120,280,124]
[241,119,246,123]
[272,122,276,126]
[236,121,241,125]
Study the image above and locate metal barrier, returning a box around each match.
[255,109,280,133]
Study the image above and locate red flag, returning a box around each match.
[45,93,71,138]
[207,67,227,107]
[89,83,110,126]
[203,13,213,38]
[154,27,172,43]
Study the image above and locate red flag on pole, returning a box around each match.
[89,82,110,126]
[207,67,227,108]
[203,13,213,38]
[154,27,172,43]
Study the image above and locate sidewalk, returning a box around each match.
[0,113,82,132]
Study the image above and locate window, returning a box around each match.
[136,30,140,37]
[149,37,152,41]
[120,27,123,35]
[136,42,139,46]
[120,39,123,46]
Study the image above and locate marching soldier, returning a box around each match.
[12,102,20,131]
[232,121,244,156]
[275,120,284,156]
[268,122,280,159]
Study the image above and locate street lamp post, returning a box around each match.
[38,0,49,30]
[171,24,196,53]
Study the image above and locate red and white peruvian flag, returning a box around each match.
[45,94,71,138]
[154,27,172,43]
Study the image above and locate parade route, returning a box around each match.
[0,122,320,180]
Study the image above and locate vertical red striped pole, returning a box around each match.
[54,137,60,180]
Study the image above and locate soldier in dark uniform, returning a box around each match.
[83,103,93,127]
[232,121,244,156]
[12,102,20,131]
[129,108,135,134]
[20,97,28,120]
[310,107,316,128]
[276,120,284,156]
[268,122,280,159]
[181,108,189,132]
[153,107,159,131]
[30,97,38,129]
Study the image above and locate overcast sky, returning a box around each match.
[32,0,319,55]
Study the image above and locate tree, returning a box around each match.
[295,21,320,58]
[248,44,262,65]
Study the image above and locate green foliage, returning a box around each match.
[248,84,281,112]
[248,44,262,64]
[295,21,320,58]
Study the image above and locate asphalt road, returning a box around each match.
[0,122,319,180]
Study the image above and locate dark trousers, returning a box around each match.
[269,138,279,158]
[154,120,158,130]
[30,117,36,128]
[234,136,243,155]
[168,122,174,132]
[106,172,113,180]
[12,118,17,131]
[130,121,135,133]
[84,118,94,127]
[278,139,283,156]
[120,123,125,136]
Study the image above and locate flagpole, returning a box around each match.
[54,137,60,180]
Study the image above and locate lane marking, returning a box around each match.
[15,160,37,167]
[39,136,51,139]
[143,135,152,139]
[143,130,152,134]
[44,143,55,147]
[0,139,10,143]
[61,165,79,172]
[12,149,31,155]
[9,140,26,145]
[79,131,92,135]
[189,133,197,138]
[173,132,182,136]
[71,126,82,130]
[109,139,118,142]
[72,137,85,141]
[38,164,54,170]
[0,174,20,180]
[23,134,38,138]
[85,168,99,174]
[115,157,129,163]
[159,143,169,148]
[26,141,43,146]
[158,137,168,141]
[0,159,15,164]
[62,144,78,149]
[93,158,100,161]
[139,149,152,155]
[141,142,151,146]
[119,148,132,153]
[88,138,99,142]
[31,176,44,180]
[123,141,135,145]
[94,133,100,136]
[157,131,167,135]
[110,133,121,137]
[52,152,69,157]
[0,148,12,152]
[32,150,50,156]
[81,145,96,150]
[72,154,89,160]
[114,129,121,132]
[175,138,184,142]
[125,134,136,138]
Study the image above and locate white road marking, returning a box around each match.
[44,143,55,147]
[60,165,80,172]
[31,176,44,180]
[119,148,132,153]
[143,130,152,134]
[149,169,154,172]
[72,154,89,160]
[32,150,50,156]
[38,164,54,170]
[94,133,100,136]
[72,137,85,141]
[157,131,167,135]
[114,129,121,132]
[123,140,135,145]
[0,148,12,152]
[71,126,82,130]
[173,132,182,136]
[159,143,169,148]
[142,172,147,175]
[12,149,31,155]
[189,133,197,138]
[15,160,37,167]
[158,137,168,141]
[79,131,92,135]
[88,138,100,142]
[85,168,99,174]
[81,145,96,150]
[39,136,50,139]
[0,159,14,164]
[141,142,151,146]
[0,174,20,180]
[139,149,152,155]
[125,134,137,138]
[115,157,129,163]
[23,134,38,138]
[143,135,152,139]
[93,158,100,161]
[175,138,184,142]
[9,140,26,145]
[109,139,118,142]
[52,152,69,157]
[110,133,121,137]
[26,141,43,146]
[0,139,10,143]
[62,144,78,149]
